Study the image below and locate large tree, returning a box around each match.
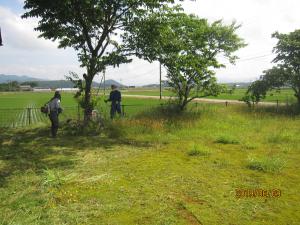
[22,0,180,120]
[272,30,300,104]
[124,11,245,110]
[244,29,300,106]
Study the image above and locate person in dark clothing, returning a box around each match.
[48,91,62,137]
[105,85,122,119]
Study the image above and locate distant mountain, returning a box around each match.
[142,80,169,88]
[0,74,124,88]
[0,74,45,83]
[100,79,124,87]
[35,79,124,89]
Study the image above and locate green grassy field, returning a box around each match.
[0,92,79,127]
[0,92,165,127]
[0,89,298,128]
[122,88,297,103]
[0,102,299,224]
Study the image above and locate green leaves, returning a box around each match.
[126,11,244,110]
[244,29,300,106]
[23,0,180,119]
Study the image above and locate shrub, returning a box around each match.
[61,119,104,136]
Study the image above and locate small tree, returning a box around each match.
[242,79,268,107]
[22,0,179,121]
[125,12,245,110]
[228,84,237,95]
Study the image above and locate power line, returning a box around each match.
[237,53,274,62]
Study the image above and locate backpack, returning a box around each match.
[41,104,49,114]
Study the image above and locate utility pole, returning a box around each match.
[0,27,3,46]
[159,62,162,100]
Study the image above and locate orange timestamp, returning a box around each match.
[235,188,281,198]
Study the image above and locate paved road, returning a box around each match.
[123,94,283,106]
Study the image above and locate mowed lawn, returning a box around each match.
[0,102,299,225]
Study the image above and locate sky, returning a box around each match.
[0,0,299,85]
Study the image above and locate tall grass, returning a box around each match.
[247,156,285,173]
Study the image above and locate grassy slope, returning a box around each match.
[0,103,299,225]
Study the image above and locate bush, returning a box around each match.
[61,119,104,136]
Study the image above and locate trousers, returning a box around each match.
[110,102,121,119]
[49,111,59,137]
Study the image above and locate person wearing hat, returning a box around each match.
[48,91,62,137]
[105,85,122,119]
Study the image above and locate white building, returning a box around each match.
[55,88,79,92]
[33,88,51,92]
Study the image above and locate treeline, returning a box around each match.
[0,81,38,92]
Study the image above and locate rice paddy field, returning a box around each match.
[123,88,297,103]
[0,92,78,128]
[0,88,297,128]
[0,97,299,224]
[0,92,164,128]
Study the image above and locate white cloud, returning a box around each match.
[0,6,57,50]
[0,0,300,84]
[0,64,85,80]
[181,0,300,82]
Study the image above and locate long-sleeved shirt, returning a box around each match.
[107,90,121,103]
[48,98,61,112]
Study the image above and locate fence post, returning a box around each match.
[122,105,125,117]
[276,99,279,112]
[27,108,31,125]
[225,101,228,107]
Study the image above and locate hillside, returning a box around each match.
[0,74,44,83]
[35,79,123,89]
[0,74,123,88]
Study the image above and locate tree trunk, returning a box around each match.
[84,77,93,123]
[179,88,190,111]
[179,96,188,111]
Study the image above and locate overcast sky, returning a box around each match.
[0,0,299,85]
